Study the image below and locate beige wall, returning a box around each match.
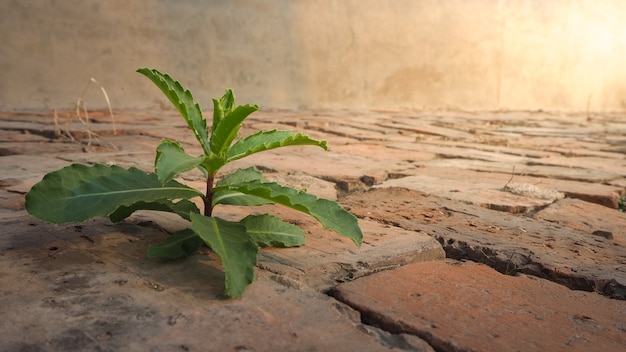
[1,0,625,112]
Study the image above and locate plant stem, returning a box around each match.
[205,174,215,217]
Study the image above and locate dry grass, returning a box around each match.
[53,77,117,149]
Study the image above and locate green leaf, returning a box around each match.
[200,156,227,175]
[210,104,259,156]
[215,175,363,246]
[240,214,305,247]
[108,199,200,223]
[227,130,328,162]
[220,89,236,113]
[213,167,271,206]
[204,92,257,175]
[25,164,203,224]
[212,190,274,206]
[155,139,204,184]
[211,89,236,133]
[137,68,210,155]
[148,228,203,259]
[216,167,264,187]
[191,213,258,297]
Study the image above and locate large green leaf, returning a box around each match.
[215,170,363,246]
[137,68,210,155]
[108,199,200,223]
[25,164,203,224]
[240,214,305,247]
[227,130,328,162]
[155,139,204,184]
[147,228,203,259]
[210,104,258,157]
[191,213,258,297]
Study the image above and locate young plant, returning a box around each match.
[25,68,362,297]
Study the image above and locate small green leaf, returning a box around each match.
[25,164,203,224]
[215,176,363,246]
[212,190,274,206]
[200,155,227,175]
[240,214,305,247]
[211,89,236,132]
[212,168,271,206]
[155,139,204,184]
[216,167,264,187]
[227,130,328,162]
[190,213,258,297]
[108,199,200,223]
[137,68,210,155]
[220,89,236,113]
[204,91,258,175]
[210,104,259,156]
[148,228,203,259]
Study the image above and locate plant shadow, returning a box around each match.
[0,215,230,302]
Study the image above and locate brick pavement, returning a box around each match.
[0,109,624,351]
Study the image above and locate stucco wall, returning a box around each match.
[1,0,625,112]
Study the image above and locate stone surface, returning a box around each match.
[424,158,622,183]
[533,198,626,244]
[0,216,435,352]
[333,260,626,352]
[121,204,445,292]
[1,109,625,350]
[377,169,563,214]
[343,187,626,299]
